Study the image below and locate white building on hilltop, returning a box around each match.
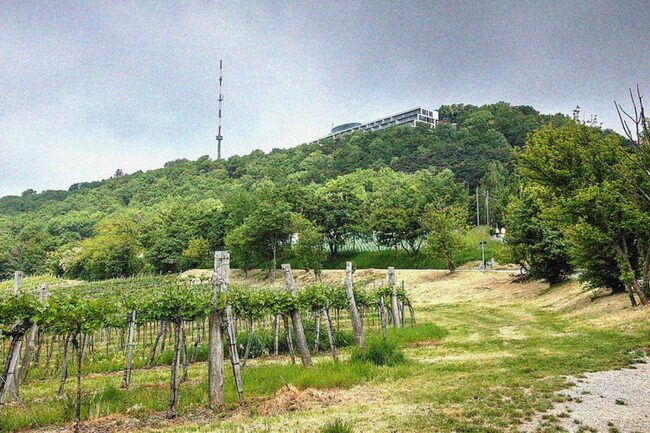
[310,107,439,144]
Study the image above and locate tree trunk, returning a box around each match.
[314,311,321,354]
[168,320,181,418]
[208,251,227,409]
[283,315,295,364]
[614,241,649,305]
[281,264,313,367]
[379,296,387,339]
[345,262,364,347]
[324,307,338,362]
[408,303,416,326]
[241,316,254,370]
[147,320,166,369]
[57,334,71,396]
[180,320,188,383]
[190,320,201,363]
[72,333,86,433]
[271,241,277,283]
[273,315,280,356]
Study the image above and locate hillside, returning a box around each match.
[0,102,567,279]
[9,269,649,433]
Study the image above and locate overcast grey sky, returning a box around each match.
[1,1,648,197]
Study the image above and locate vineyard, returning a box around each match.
[0,254,416,432]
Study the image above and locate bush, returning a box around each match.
[350,337,405,366]
[321,418,353,433]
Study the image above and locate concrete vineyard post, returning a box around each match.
[281,264,313,367]
[345,262,364,348]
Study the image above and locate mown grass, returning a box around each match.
[163,304,650,433]
[3,301,649,432]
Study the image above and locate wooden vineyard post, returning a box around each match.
[281,264,313,367]
[388,267,400,329]
[18,283,48,385]
[122,310,136,389]
[208,251,227,408]
[345,262,364,348]
[0,271,25,408]
[215,251,245,405]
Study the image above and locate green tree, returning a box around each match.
[292,217,325,279]
[312,174,368,257]
[76,213,144,280]
[181,237,211,269]
[519,122,650,305]
[423,202,468,272]
[503,187,573,283]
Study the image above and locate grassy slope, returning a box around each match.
[321,227,505,270]
[6,270,650,433]
[168,271,650,433]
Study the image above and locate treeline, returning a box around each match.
[0,102,568,279]
[505,91,650,306]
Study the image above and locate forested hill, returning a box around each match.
[0,102,569,279]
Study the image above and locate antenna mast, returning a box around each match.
[216,59,224,160]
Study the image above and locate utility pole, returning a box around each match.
[216,60,224,160]
[475,186,480,226]
[485,190,490,228]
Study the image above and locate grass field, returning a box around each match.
[4,269,650,432]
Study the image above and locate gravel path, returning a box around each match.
[521,358,650,432]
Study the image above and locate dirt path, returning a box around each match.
[521,358,650,433]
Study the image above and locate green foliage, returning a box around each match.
[351,337,406,366]
[423,201,468,272]
[181,237,211,269]
[321,419,354,433]
[292,217,326,277]
[0,102,562,278]
[503,187,573,283]
[518,122,650,298]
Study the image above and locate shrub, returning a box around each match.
[350,337,405,366]
[321,418,353,433]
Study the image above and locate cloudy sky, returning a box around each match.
[1,1,648,197]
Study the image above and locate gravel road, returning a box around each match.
[521,358,650,432]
